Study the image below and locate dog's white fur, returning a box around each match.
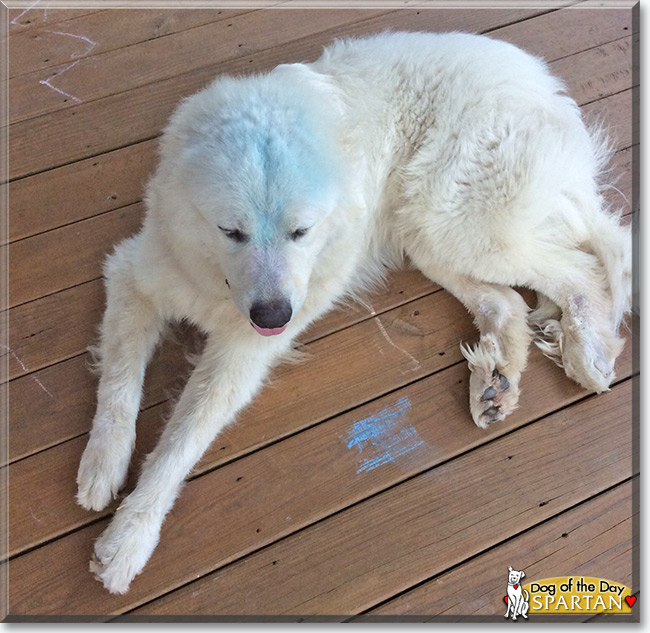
[76,32,631,593]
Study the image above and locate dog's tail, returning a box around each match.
[584,120,633,331]
[585,207,633,331]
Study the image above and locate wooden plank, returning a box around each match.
[7,73,634,307]
[6,269,436,463]
[552,33,636,105]
[368,481,634,618]
[9,201,143,307]
[7,321,198,463]
[187,316,631,506]
[9,139,157,242]
[8,353,98,462]
[130,382,633,618]
[583,89,635,151]
[8,8,101,34]
[5,279,104,381]
[8,9,251,79]
[8,378,632,615]
[12,5,564,124]
[492,5,633,62]
[8,6,598,179]
[9,8,390,124]
[8,11,634,242]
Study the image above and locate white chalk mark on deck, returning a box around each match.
[1,343,27,371]
[10,0,41,26]
[46,30,97,57]
[357,297,376,317]
[373,317,421,373]
[39,60,82,103]
[0,344,54,398]
[33,377,54,398]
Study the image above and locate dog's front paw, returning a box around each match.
[76,428,134,511]
[90,505,161,594]
[469,367,519,429]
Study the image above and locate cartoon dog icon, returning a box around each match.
[505,566,529,620]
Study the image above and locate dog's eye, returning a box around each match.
[218,226,248,243]
[291,228,309,241]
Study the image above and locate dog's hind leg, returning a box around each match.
[409,259,531,428]
[77,239,163,512]
[88,332,288,594]
[525,245,629,393]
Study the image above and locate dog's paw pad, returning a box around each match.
[477,406,505,428]
[470,367,519,429]
[481,386,497,401]
[493,368,510,390]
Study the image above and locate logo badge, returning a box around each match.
[502,570,636,617]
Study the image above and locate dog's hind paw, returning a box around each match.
[469,366,519,429]
[461,335,521,429]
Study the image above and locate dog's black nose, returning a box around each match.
[249,298,292,329]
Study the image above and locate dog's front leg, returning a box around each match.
[77,245,163,511]
[89,334,286,594]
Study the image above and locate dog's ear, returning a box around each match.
[521,571,526,578]
[508,566,513,572]
[271,63,346,118]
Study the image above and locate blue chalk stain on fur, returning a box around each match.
[343,396,424,474]
[203,76,344,244]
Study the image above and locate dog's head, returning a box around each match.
[160,66,345,336]
[508,566,526,584]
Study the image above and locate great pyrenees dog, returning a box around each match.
[76,31,631,593]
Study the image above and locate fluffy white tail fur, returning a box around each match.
[586,210,632,329]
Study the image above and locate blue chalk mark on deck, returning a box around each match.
[342,396,424,474]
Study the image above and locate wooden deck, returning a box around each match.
[5,1,638,621]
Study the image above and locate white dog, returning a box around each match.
[76,32,631,593]
[505,566,529,620]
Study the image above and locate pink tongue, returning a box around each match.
[251,323,287,337]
